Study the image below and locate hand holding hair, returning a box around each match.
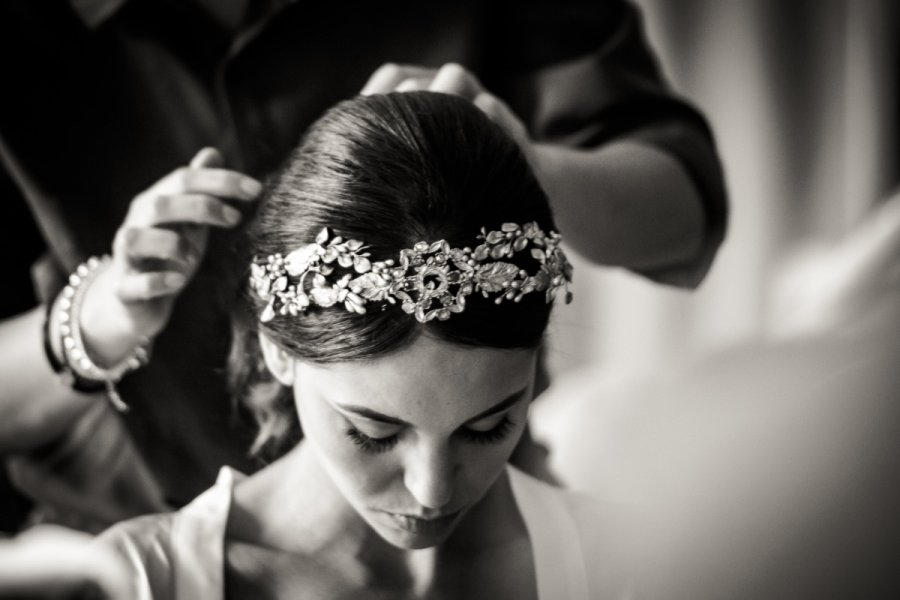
[362,62,711,281]
[75,148,262,367]
[362,63,536,165]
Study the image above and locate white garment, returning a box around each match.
[99,466,615,599]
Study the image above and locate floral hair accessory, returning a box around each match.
[250,222,573,324]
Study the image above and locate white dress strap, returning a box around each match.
[170,466,236,599]
[508,466,591,600]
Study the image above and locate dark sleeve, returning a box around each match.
[0,164,48,316]
[486,0,727,286]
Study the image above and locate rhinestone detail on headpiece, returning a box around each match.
[250,222,573,324]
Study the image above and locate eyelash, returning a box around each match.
[345,428,399,454]
[458,416,515,445]
[344,416,516,455]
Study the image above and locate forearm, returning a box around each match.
[533,139,706,277]
[0,306,96,454]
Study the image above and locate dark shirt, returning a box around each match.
[0,0,726,506]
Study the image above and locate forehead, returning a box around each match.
[294,335,536,424]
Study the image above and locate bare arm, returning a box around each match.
[0,148,261,455]
[0,307,97,454]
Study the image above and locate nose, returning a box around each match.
[403,441,456,510]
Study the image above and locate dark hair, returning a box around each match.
[230,91,558,458]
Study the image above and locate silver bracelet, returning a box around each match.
[56,255,151,412]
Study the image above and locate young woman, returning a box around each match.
[97,92,631,599]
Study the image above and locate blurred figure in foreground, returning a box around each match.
[536,190,900,599]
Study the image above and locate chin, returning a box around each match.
[367,509,463,550]
[377,525,452,550]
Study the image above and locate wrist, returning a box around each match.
[44,295,105,394]
[50,256,152,411]
[79,260,148,368]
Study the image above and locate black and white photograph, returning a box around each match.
[1,1,897,598]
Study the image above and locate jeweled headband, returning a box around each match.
[249,222,573,324]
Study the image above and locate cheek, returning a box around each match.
[458,446,508,491]
[296,392,399,498]
[457,420,528,497]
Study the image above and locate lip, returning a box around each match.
[381,509,462,536]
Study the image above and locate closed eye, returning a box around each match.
[456,415,515,445]
[345,427,399,454]
[345,415,516,454]
[339,387,527,455]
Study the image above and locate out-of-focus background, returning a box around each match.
[546,0,899,376]
[539,3,900,595]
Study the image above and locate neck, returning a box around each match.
[229,444,528,589]
[230,442,390,558]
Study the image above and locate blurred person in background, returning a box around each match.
[0,0,726,533]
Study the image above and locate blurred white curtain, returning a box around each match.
[545,0,898,378]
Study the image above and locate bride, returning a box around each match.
[97,91,630,599]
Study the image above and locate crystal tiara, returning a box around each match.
[249,222,573,324]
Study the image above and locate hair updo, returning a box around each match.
[230,91,559,459]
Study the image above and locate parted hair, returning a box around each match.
[229,91,558,459]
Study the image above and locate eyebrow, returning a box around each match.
[335,386,529,427]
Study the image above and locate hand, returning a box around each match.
[0,525,131,599]
[361,63,537,166]
[79,148,262,366]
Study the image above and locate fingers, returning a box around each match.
[364,62,515,131]
[117,271,187,302]
[473,91,529,144]
[190,146,224,169]
[362,62,485,99]
[395,77,431,92]
[472,92,506,122]
[114,227,188,266]
[361,63,437,95]
[127,148,261,236]
[362,62,534,161]
[152,166,262,202]
[111,223,207,304]
[127,193,243,228]
[98,147,251,339]
[427,63,483,99]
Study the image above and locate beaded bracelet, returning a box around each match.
[42,301,105,394]
[53,255,151,412]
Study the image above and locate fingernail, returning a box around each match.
[241,178,262,197]
[224,206,242,224]
[165,273,186,289]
